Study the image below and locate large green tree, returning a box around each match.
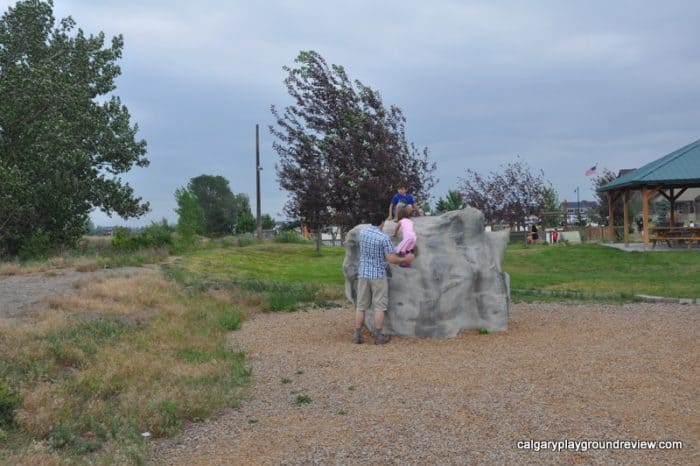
[0,1,149,256]
[187,174,250,236]
[271,51,436,251]
[174,188,204,247]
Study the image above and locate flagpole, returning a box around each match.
[576,186,580,227]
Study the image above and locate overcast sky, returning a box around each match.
[34,0,700,225]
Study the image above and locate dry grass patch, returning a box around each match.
[44,273,181,318]
[0,241,170,278]
[0,271,249,464]
[0,257,75,276]
[0,262,43,276]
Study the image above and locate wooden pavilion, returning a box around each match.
[598,138,700,249]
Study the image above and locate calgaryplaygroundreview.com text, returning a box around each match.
[517,439,684,453]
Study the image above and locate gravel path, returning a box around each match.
[151,302,698,465]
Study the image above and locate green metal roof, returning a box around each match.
[598,138,700,192]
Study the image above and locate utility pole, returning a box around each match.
[255,124,262,239]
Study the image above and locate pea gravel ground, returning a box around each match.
[151,302,698,465]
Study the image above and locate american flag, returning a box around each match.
[585,164,597,176]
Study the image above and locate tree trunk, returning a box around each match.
[316,222,322,254]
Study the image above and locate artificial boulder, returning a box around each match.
[343,207,510,338]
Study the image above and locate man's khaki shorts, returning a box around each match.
[356,277,388,313]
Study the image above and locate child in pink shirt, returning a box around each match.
[393,207,417,267]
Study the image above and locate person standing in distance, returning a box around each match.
[353,211,415,345]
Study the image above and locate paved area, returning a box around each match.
[600,242,699,252]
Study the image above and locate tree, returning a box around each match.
[270,50,436,251]
[0,1,149,256]
[261,214,276,230]
[187,174,249,236]
[655,200,670,225]
[234,210,255,234]
[174,188,204,247]
[459,157,549,228]
[542,187,562,227]
[592,168,646,233]
[435,190,466,213]
[592,169,624,229]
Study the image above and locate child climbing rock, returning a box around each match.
[393,207,417,267]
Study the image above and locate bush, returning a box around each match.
[217,306,243,331]
[0,378,22,428]
[49,422,77,449]
[18,229,52,261]
[112,227,135,250]
[138,222,173,248]
[112,222,173,251]
[236,235,259,247]
[273,231,307,244]
[75,236,114,255]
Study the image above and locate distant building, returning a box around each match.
[99,226,117,236]
[561,200,597,224]
[651,187,700,224]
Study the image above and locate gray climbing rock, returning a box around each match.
[343,207,510,338]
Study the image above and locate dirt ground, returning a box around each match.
[150,302,699,466]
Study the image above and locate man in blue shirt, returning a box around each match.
[353,212,415,345]
[387,184,415,220]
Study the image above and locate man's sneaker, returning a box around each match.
[351,329,364,344]
[374,333,390,345]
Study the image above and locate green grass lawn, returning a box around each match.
[176,241,700,303]
[181,243,346,285]
[168,243,346,311]
[504,243,700,299]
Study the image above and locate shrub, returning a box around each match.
[18,229,52,261]
[111,227,134,250]
[137,222,173,249]
[49,423,78,449]
[0,379,22,428]
[147,400,181,437]
[273,230,307,244]
[236,234,259,247]
[217,306,242,331]
[112,222,173,251]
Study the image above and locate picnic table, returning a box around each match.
[650,227,700,249]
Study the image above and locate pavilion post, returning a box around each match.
[669,188,675,226]
[623,190,630,246]
[642,187,650,249]
[607,193,615,241]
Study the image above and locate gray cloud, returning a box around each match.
[44,0,699,225]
